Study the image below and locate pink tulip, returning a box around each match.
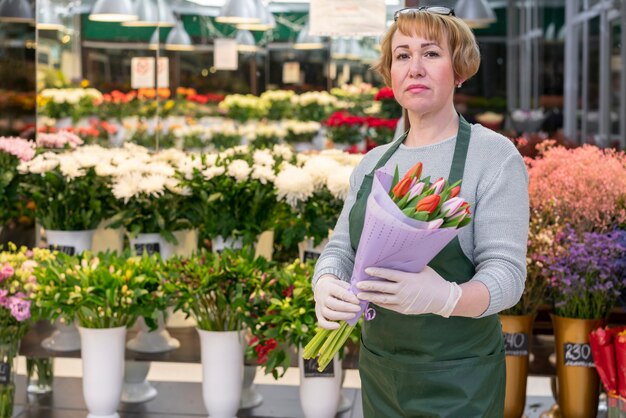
[440,197,465,218]
[429,178,446,195]
[406,182,425,201]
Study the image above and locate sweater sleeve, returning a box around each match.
[471,151,529,317]
[312,167,359,288]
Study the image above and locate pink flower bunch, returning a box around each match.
[0,268,31,322]
[528,144,626,232]
[0,136,36,161]
[0,263,14,281]
[36,130,84,149]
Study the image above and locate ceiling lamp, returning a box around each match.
[216,0,260,25]
[148,27,160,49]
[123,0,176,27]
[37,0,64,30]
[0,0,34,24]
[454,0,496,28]
[237,0,275,31]
[235,29,258,52]
[294,19,324,50]
[166,19,194,51]
[89,0,137,22]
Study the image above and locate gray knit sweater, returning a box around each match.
[313,124,529,318]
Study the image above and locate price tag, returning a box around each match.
[0,362,11,384]
[563,343,595,367]
[503,332,529,356]
[134,243,161,256]
[303,357,334,378]
[48,245,76,256]
[302,250,321,262]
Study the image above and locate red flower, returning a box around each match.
[415,194,441,214]
[392,176,413,199]
[374,87,395,101]
[282,285,294,298]
[449,186,461,198]
[403,162,423,181]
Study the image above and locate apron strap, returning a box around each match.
[448,115,471,184]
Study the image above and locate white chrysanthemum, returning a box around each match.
[295,153,310,167]
[260,90,295,102]
[95,162,117,177]
[302,156,341,190]
[284,120,321,134]
[251,164,276,185]
[72,150,101,169]
[26,154,59,174]
[271,144,293,161]
[253,149,274,167]
[203,153,219,168]
[177,155,203,180]
[58,156,86,179]
[138,174,167,197]
[143,162,176,177]
[113,158,152,176]
[165,178,192,196]
[153,148,188,166]
[227,159,251,182]
[275,165,315,207]
[326,166,353,201]
[112,172,143,203]
[202,166,225,180]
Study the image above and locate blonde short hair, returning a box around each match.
[372,10,481,86]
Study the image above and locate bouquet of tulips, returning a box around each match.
[304,162,472,371]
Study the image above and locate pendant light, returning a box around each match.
[165,18,194,51]
[235,29,258,53]
[89,0,137,22]
[123,0,176,27]
[148,27,160,50]
[237,0,275,31]
[454,0,496,28]
[294,19,324,50]
[216,0,260,25]
[0,0,34,24]
[37,0,64,30]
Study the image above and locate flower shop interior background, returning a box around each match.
[0,0,625,418]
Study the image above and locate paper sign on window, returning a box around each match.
[131,57,155,89]
[283,62,301,84]
[214,39,238,71]
[310,0,386,37]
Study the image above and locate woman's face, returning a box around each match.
[390,30,456,116]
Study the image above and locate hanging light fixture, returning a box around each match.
[148,27,160,50]
[37,0,64,30]
[331,37,349,59]
[237,0,275,31]
[216,0,260,25]
[122,0,176,27]
[165,18,194,51]
[454,0,496,28]
[235,29,258,53]
[294,19,324,50]
[0,0,34,24]
[89,0,137,22]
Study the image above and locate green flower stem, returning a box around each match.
[303,327,331,359]
[317,322,354,372]
[0,383,15,418]
[27,358,54,390]
[303,322,356,372]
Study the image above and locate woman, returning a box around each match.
[313,7,529,417]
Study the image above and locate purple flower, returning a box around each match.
[9,294,31,321]
[0,289,8,307]
[0,263,14,281]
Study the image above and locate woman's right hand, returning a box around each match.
[313,275,361,330]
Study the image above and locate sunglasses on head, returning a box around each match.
[393,6,455,21]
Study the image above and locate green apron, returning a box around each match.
[349,116,505,418]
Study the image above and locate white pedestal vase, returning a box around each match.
[126,315,180,353]
[198,329,243,418]
[212,231,274,261]
[43,230,95,352]
[46,229,95,256]
[298,347,342,418]
[298,238,329,263]
[120,361,157,404]
[212,235,243,253]
[240,365,263,409]
[128,233,173,260]
[78,325,126,418]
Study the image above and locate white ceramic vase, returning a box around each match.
[121,361,157,404]
[298,237,330,263]
[78,325,126,418]
[46,229,95,256]
[41,317,81,352]
[126,315,179,353]
[198,329,243,418]
[212,235,243,253]
[298,347,342,418]
[128,233,173,260]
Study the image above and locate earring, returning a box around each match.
[457,82,463,88]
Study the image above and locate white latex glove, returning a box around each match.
[355,266,462,317]
[313,275,361,330]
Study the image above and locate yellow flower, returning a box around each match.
[81,79,90,88]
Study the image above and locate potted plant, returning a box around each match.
[260,90,295,120]
[283,120,321,152]
[161,248,273,418]
[0,244,55,418]
[325,111,366,149]
[373,87,402,120]
[291,91,338,122]
[32,251,163,418]
[0,137,35,233]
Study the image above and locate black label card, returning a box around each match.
[503,332,529,356]
[134,243,160,256]
[302,250,321,263]
[48,244,76,256]
[0,361,11,384]
[564,343,594,367]
[303,357,334,378]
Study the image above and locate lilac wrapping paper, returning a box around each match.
[346,168,462,326]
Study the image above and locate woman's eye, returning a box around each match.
[424,51,440,57]
[395,53,410,60]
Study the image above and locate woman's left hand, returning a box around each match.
[356,266,462,317]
